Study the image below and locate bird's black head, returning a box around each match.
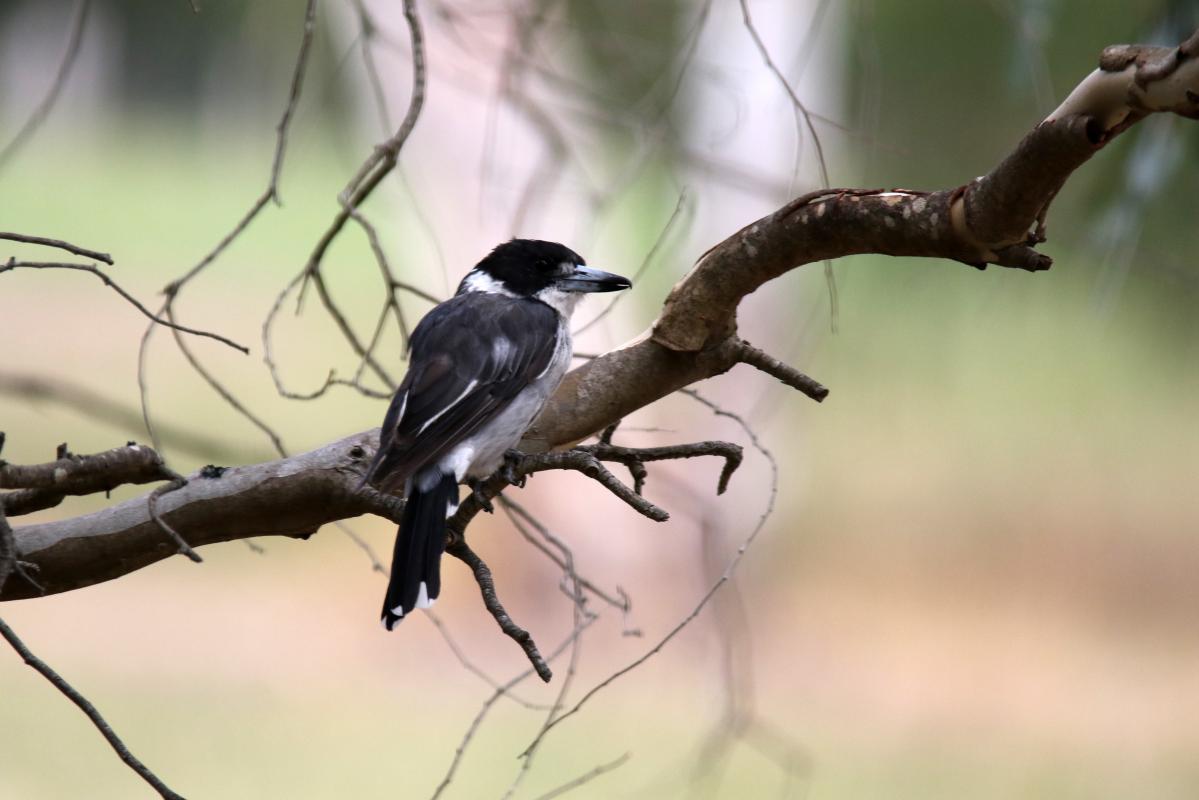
[460,239,631,300]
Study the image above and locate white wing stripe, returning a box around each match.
[417,379,479,435]
[394,391,408,425]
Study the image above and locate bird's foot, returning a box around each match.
[468,478,494,513]
[502,449,527,488]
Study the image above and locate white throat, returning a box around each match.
[533,286,584,318]
[460,270,517,297]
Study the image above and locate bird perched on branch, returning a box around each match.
[362,239,631,630]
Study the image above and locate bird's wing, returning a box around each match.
[364,292,560,492]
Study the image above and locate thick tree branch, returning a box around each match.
[524,28,1199,447]
[5,30,1197,603]
[1,432,380,600]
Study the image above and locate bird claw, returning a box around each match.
[468,479,494,513]
[502,449,527,487]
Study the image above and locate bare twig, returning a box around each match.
[738,0,839,328]
[499,488,592,800]
[139,0,318,459]
[425,610,548,709]
[268,0,427,395]
[0,232,112,264]
[0,617,187,800]
[267,0,317,203]
[687,516,810,795]
[429,617,597,800]
[579,441,743,496]
[336,521,386,574]
[0,0,90,171]
[165,306,287,457]
[445,537,552,682]
[573,191,688,335]
[519,388,780,756]
[447,448,673,536]
[164,0,316,297]
[500,498,630,613]
[1,260,247,353]
[734,340,828,402]
[530,752,632,800]
[146,469,202,563]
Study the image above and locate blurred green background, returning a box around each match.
[2,1,1198,798]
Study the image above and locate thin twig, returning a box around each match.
[428,618,597,800]
[0,617,187,800]
[0,232,112,264]
[336,521,386,574]
[580,441,743,496]
[738,0,839,331]
[573,190,688,335]
[294,0,426,303]
[140,0,318,459]
[425,610,549,710]
[530,752,632,800]
[0,0,91,171]
[734,339,828,402]
[165,307,288,457]
[519,388,780,756]
[447,449,672,534]
[500,488,592,800]
[1,260,247,354]
[166,0,317,296]
[500,498,630,613]
[146,469,202,563]
[269,0,427,395]
[267,0,317,203]
[445,537,552,682]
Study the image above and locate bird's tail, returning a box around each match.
[381,471,459,630]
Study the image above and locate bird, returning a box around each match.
[362,239,632,630]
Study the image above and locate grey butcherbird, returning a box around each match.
[362,239,631,630]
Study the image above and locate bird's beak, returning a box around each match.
[559,265,632,293]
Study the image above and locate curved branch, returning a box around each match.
[525,28,1199,446]
[5,29,1198,601]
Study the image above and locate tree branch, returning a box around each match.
[5,29,1197,606]
[445,537,553,683]
[524,28,1199,448]
[1,260,248,354]
[1,432,379,600]
[1,442,170,516]
[0,231,112,264]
